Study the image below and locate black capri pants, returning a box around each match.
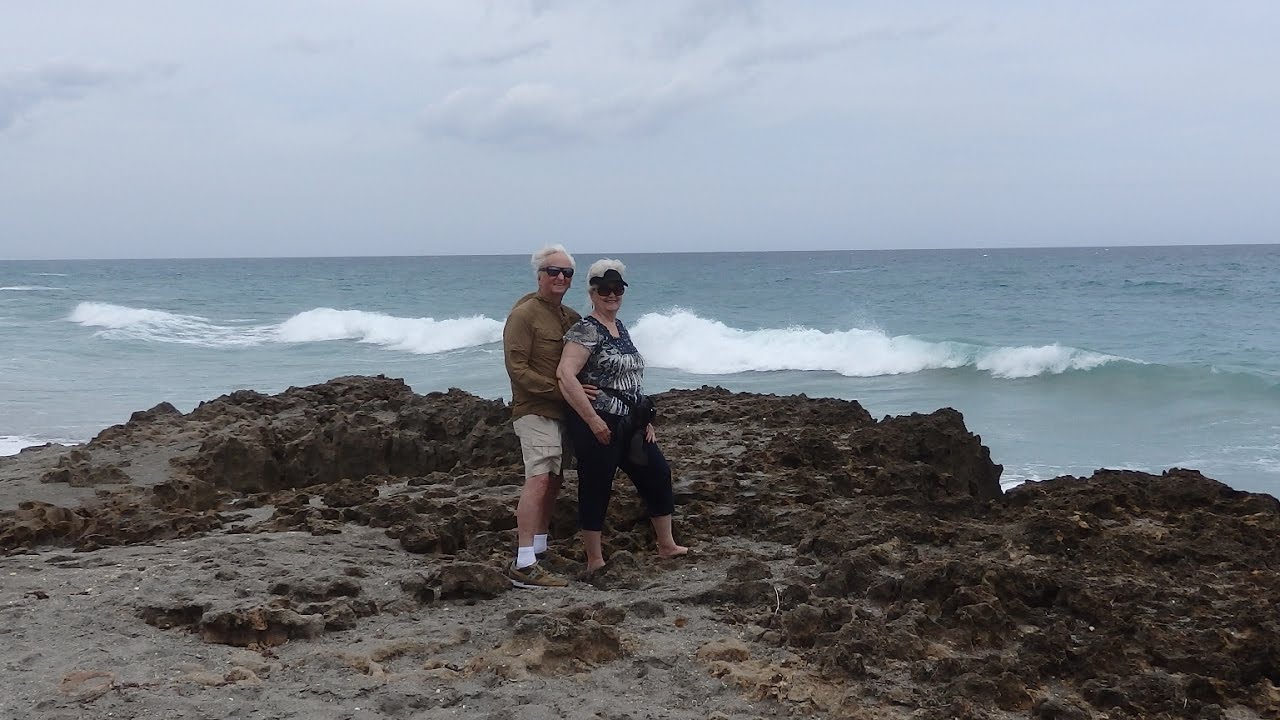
[565,410,675,532]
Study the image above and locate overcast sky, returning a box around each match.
[2,2,1278,260]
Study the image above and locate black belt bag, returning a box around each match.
[602,388,656,465]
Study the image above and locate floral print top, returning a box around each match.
[563,315,645,417]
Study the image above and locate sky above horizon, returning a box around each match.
[2,2,1279,260]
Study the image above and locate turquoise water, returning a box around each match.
[2,246,1278,495]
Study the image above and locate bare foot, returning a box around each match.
[585,561,607,573]
[657,545,689,559]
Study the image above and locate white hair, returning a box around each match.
[530,244,575,279]
[586,258,626,308]
[587,258,626,282]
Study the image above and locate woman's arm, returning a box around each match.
[558,342,611,445]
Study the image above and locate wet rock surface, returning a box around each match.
[1,376,1277,719]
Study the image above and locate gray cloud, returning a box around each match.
[729,22,953,71]
[420,16,957,149]
[420,73,734,148]
[0,61,168,132]
[527,0,558,17]
[445,40,551,69]
[421,84,585,147]
[0,63,114,131]
[275,34,353,56]
[655,0,759,55]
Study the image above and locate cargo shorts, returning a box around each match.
[512,414,572,478]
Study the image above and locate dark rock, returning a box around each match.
[152,476,222,511]
[268,577,361,602]
[627,599,666,619]
[198,605,325,647]
[321,477,379,508]
[41,450,130,487]
[428,562,509,600]
[725,558,772,582]
[129,401,181,423]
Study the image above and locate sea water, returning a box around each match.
[2,246,1278,496]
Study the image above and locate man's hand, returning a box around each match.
[644,423,656,443]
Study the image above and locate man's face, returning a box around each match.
[537,252,573,298]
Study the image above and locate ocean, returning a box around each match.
[2,246,1278,497]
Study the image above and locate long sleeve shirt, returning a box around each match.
[503,292,581,421]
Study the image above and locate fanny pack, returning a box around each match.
[601,388,656,465]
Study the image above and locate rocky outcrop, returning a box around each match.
[3,376,1278,718]
[172,377,519,493]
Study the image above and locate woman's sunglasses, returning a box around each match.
[539,266,575,278]
[593,284,625,297]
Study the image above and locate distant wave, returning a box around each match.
[273,308,502,354]
[0,435,68,457]
[68,302,502,354]
[29,272,68,277]
[69,303,267,346]
[1,285,63,291]
[66,302,1132,377]
[631,310,1126,379]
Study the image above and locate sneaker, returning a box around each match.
[507,561,569,589]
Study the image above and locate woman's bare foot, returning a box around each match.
[585,560,607,573]
[657,544,689,559]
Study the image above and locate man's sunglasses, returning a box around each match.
[593,284,625,297]
[540,266,574,278]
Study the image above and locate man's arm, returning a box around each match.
[503,312,560,399]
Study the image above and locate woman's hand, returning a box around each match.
[582,383,600,402]
[590,415,612,445]
[644,423,656,443]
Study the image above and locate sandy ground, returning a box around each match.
[1,523,815,720]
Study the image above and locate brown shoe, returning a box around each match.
[506,561,569,589]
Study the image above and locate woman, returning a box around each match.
[557,259,688,573]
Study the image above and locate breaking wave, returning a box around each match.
[68,302,502,354]
[631,310,1126,379]
[67,303,1131,378]
[0,435,68,457]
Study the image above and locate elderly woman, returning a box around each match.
[557,259,688,573]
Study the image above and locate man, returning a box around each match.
[503,244,582,588]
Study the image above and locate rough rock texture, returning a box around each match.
[2,376,1277,719]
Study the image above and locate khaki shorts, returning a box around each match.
[513,414,572,479]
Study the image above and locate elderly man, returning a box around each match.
[502,244,583,588]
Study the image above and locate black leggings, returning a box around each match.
[566,410,675,532]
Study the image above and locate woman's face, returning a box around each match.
[591,281,625,311]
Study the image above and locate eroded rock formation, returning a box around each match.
[3,375,1277,719]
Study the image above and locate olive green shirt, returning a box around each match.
[503,292,582,421]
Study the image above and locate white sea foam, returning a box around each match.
[69,302,266,346]
[631,310,1125,379]
[66,302,1126,374]
[273,308,503,354]
[68,302,503,354]
[29,272,68,276]
[974,344,1118,379]
[1,285,63,291]
[0,435,63,456]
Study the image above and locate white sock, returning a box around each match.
[515,546,537,569]
[533,534,549,554]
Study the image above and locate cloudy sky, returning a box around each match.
[2,2,1277,259]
